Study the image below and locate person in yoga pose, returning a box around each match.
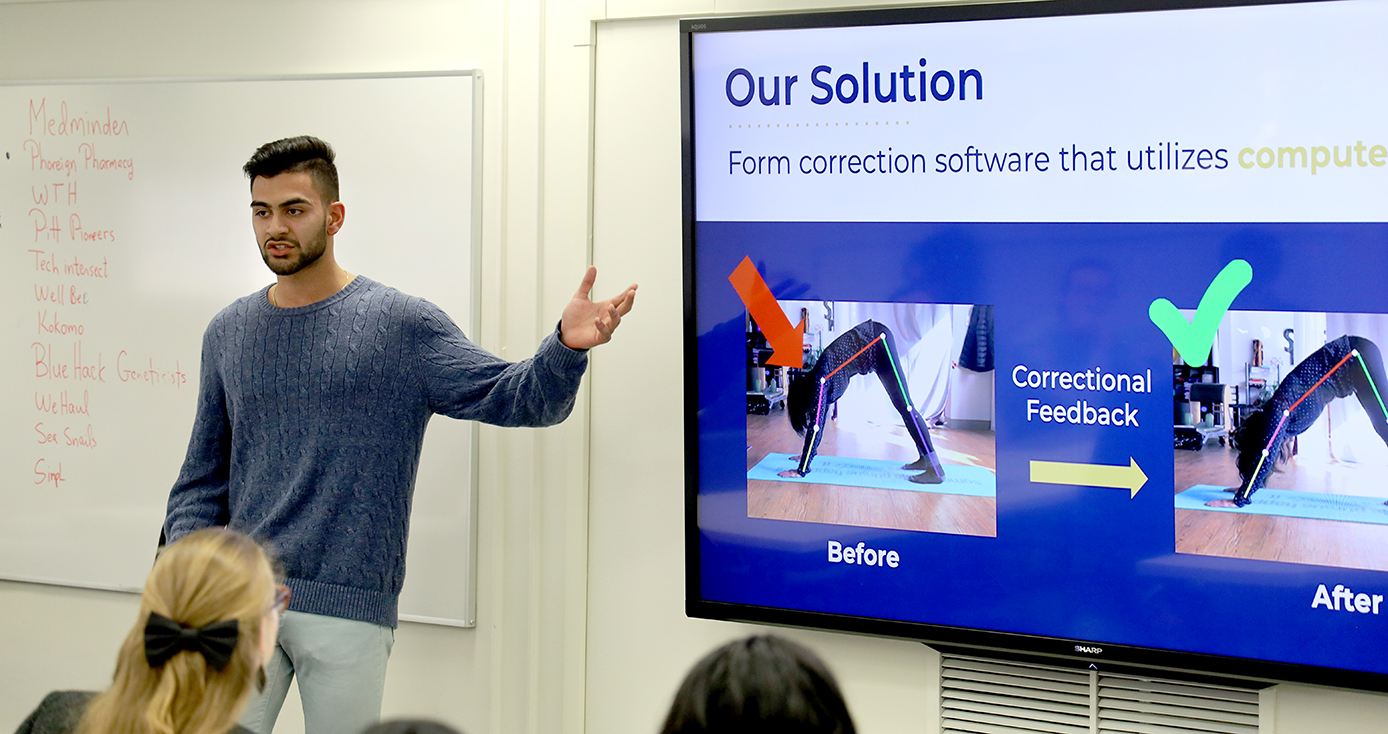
[1209,335,1388,508]
[778,320,945,484]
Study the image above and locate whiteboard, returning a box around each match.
[0,72,483,627]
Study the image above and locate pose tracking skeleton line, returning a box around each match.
[780,320,945,484]
[1213,335,1388,508]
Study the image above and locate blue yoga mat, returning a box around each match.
[1176,484,1388,525]
[748,453,996,497]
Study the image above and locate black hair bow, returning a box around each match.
[144,612,240,671]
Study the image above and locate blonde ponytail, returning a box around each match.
[77,528,276,734]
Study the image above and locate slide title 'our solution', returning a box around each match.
[724,59,982,107]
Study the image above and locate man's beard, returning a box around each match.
[260,219,328,276]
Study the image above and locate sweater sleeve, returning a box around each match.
[415,301,589,427]
[163,323,233,542]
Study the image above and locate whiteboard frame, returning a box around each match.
[0,70,485,628]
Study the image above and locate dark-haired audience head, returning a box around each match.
[660,635,856,734]
[243,135,340,205]
[360,719,465,734]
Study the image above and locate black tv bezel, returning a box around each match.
[680,0,1388,694]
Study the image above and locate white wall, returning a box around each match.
[2,2,1388,734]
[0,2,595,733]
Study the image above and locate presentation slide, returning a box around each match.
[688,0,1388,682]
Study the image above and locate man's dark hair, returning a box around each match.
[660,635,856,734]
[243,136,340,204]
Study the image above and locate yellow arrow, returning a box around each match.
[1029,458,1148,498]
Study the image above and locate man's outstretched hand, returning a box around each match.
[560,266,638,351]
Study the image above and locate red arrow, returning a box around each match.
[728,256,804,368]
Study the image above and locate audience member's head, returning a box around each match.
[361,719,465,734]
[77,528,282,734]
[660,635,856,734]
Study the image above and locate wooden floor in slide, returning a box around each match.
[746,412,997,537]
[1174,443,1388,572]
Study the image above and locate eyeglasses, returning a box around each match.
[272,584,291,614]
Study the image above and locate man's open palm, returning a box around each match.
[560,266,637,351]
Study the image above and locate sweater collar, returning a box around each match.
[259,276,372,315]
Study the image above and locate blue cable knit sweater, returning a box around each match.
[163,277,588,627]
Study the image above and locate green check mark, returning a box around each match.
[1149,259,1253,367]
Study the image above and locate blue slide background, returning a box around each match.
[694,221,1388,675]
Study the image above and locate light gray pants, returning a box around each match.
[239,611,395,734]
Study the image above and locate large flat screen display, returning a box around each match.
[683,0,1388,691]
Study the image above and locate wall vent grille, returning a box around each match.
[941,654,1261,734]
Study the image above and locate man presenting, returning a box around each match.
[162,136,636,734]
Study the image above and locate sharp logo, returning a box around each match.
[1075,645,1103,655]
